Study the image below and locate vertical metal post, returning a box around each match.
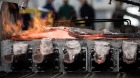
[109,0,112,4]
[0,1,3,65]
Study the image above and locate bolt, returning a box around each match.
[29,47,33,50]
[110,67,113,70]
[55,58,59,61]
[110,58,113,61]
[55,66,59,70]
[83,67,86,70]
[28,59,32,61]
[91,49,94,53]
[83,58,86,61]
[119,67,122,70]
[92,67,95,70]
[28,51,32,53]
[38,67,41,69]
[29,67,32,69]
[65,67,67,70]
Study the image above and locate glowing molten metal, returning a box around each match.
[1,3,105,40]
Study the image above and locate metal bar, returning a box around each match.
[115,0,140,6]
[54,19,131,25]
[0,1,3,65]
[73,19,131,26]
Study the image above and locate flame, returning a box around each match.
[2,7,77,40]
[1,3,106,40]
[1,3,22,38]
[21,9,54,35]
[2,3,54,39]
[2,3,138,40]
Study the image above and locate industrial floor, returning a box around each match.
[0,72,140,78]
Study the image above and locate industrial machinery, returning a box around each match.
[0,0,29,64]
[0,0,140,78]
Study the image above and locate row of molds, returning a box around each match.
[32,39,87,72]
[1,39,140,72]
[90,41,140,72]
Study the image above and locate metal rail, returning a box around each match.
[73,19,131,26]
[109,0,140,6]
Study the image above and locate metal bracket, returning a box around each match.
[109,0,112,4]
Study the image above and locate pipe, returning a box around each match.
[0,0,29,8]
[73,19,131,26]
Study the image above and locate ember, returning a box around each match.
[96,58,104,64]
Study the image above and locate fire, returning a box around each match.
[1,3,105,40]
[2,3,139,40]
[1,3,54,39]
[1,3,22,38]
[27,10,54,32]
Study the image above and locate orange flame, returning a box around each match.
[1,3,106,40]
[1,3,22,38]
[1,3,54,39]
[21,10,54,35]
